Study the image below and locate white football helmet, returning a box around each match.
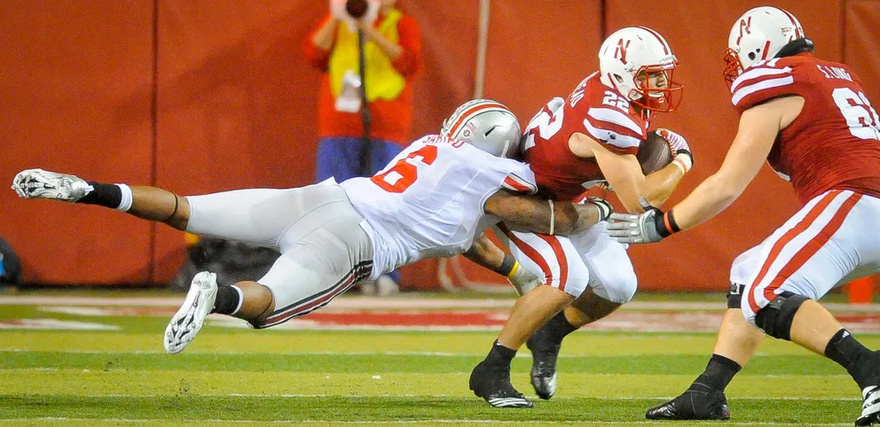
[598,27,682,113]
[724,6,808,86]
[441,99,521,158]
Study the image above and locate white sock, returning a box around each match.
[115,184,133,212]
[230,285,244,316]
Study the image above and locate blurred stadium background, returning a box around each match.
[3,1,880,424]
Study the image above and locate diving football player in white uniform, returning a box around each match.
[12,99,611,359]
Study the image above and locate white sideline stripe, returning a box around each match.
[2,349,857,363]
[0,349,490,357]
[2,296,880,312]
[0,368,854,381]
[0,419,851,426]
[0,349,867,363]
[0,394,858,401]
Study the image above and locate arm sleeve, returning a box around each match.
[731,60,803,114]
[302,15,335,72]
[582,107,644,155]
[500,165,538,195]
[390,15,423,77]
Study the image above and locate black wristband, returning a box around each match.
[495,254,517,277]
[653,209,680,238]
[676,149,694,163]
[666,210,681,233]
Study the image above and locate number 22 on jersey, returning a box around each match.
[522,97,565,152]
[370,145,438,193]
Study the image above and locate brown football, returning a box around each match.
[637,130,674,175]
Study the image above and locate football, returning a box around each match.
[637,130,674,175]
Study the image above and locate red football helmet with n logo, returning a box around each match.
[598,26,682,114]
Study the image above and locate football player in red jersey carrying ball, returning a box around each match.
[468,27,696,408]
[609,7,880,425]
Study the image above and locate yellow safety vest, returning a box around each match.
[328,9,406,102]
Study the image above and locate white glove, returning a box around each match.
[656,128,689,152]
[656,128,694,173]
[507,263,544,296]
[607,211,664,244]
[606,198,673,244]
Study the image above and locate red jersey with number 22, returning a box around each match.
[521,72,650,201]
[731,53,880,203]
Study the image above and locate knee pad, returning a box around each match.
[754,291,809,340]
[727,282,745,309]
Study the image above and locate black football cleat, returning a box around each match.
[469,360,533,408]
[646,389,731,420]
[526,323,562,400]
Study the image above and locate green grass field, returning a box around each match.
[0,292,872,426]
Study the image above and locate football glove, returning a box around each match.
[656,128,694,173]
[607,198,676,244]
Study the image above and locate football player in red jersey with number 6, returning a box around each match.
[608,7,880,425]
[468,27,696,408]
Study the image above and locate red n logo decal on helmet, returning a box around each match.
[736,17,752,45]
[615,39,631,64]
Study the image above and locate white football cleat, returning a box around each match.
[12,168,93,202]
[164,271,218,354]
[856,385,880,426]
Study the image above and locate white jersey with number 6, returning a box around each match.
[340,134,537,279]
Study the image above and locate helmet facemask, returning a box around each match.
[722,48,743,88]
[629,62,683,113]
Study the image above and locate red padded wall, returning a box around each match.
[4,0,878,291]
[151,1,327,282]
[845,0,880,106]
[1,0,155,284]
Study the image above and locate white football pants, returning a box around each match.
[184,180,373,328]
[731,190,880,325]
[502,221,637,303]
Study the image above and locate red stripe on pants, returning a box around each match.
[499,224,553,286]
[761,192,861,303]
